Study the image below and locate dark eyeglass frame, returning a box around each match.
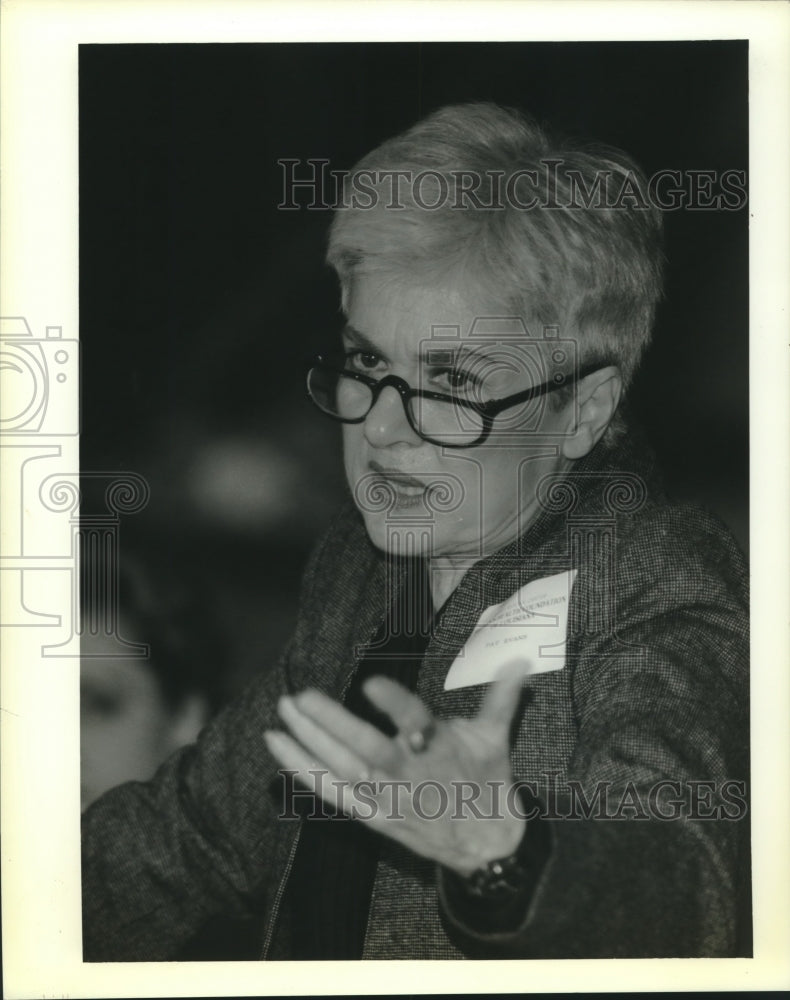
[306,357,610,448]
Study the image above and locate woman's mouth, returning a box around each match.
[369,463,429,505]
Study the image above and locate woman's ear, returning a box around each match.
[560,367,622,460]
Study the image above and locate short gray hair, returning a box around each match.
[327,102,664,393]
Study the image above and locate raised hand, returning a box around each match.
[263,662,528,875]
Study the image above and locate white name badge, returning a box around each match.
[443,569,577,691]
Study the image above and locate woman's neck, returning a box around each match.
[428,555,477,611]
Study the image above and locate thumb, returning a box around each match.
[476,659,528,731]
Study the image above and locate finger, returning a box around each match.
[264,728,348,810]
[277,694,377,780]
[361,675,435,738]
[286,689,395,768]
[265,729,403,823]
[477,659,528,730]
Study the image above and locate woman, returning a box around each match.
[82,103,749,960]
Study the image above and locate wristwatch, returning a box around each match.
[440,806,550,934]
[455,786,550,902]
[461,830,534,900]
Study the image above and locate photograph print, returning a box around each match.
[78,40,750,962]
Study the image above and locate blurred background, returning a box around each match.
[79,41,748,801]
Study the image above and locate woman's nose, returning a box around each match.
[363,385,421,448]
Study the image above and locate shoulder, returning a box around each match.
[285,496,387,685]
[299,495,377,593]
[567,425,748,614]
[612,500,748,614]
[566,497,749,724]
[560,438,750,710]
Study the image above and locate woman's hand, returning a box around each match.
[263,663,527,876]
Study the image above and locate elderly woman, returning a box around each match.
[82,103,749,960]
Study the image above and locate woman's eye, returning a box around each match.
[448,369,471,389]
[433,368,475,393]
[346,350,384,372]
[81,686,124,719]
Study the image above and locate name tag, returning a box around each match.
[443,569,577,691]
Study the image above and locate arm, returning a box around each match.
[81,644,294,961]
[439,506,750,957]
[81,502,374,961]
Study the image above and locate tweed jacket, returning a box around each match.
[82,428,750,960]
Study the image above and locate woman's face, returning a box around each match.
[341,274,574,564]
[81,656,176,809]
[80,618,208,810]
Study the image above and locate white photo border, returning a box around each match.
[1,1,788,995]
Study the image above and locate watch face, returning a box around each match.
[467,855,530,898]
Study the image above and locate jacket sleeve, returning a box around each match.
[82,658,289,960]
[81,515,346,962]
[439,506,750,958]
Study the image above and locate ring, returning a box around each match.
[405,721,436,754]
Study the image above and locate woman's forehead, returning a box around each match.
[345,273,530,347]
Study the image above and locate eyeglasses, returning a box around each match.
[306,357,607,448]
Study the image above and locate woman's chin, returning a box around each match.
[360,513,432,558]
[361,513,470,563]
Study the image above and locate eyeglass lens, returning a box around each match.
[308,368,485,445]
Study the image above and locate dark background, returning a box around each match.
[80,41,749,698]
